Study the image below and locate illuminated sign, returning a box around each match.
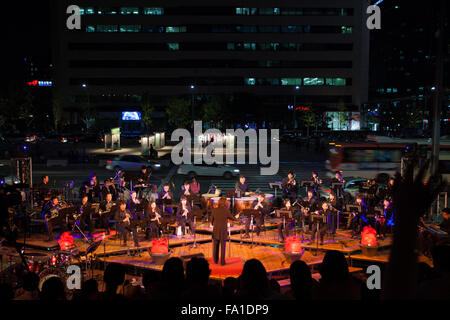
[288,105,311,111]
[122,111,141,121]
[27,80,53,87]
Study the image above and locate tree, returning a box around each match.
[141,92,155,133]
[297,109,315,136]
[52,90,63,132]
[202,95,226,127]
[166,98,191,128]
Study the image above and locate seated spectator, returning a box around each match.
[417,244,450,299]
[237,259,287,300]
[73,279,100,301]
[15,272,39,300]
[0,283,14,300]
[142,270,161,299]
[313,250,362,300]
[101,263,126,300]
[286,260,317,300]
[154,257,185,300]
[182,257,220,300]
[222,277,238,300]
[40,277,66,301]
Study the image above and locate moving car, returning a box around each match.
[105,155,161,172]
[177,163,240,179]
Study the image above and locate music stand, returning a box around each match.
[310,214,327,255]
[345,204,361,231]
[83,240,102,279]
[269,182,282,199]
[225,190,236,213]
[331,183,345,198]
[156,199,172,214]
[276,210,293,242]
[188,209,205,248]
[242,209,263,248]
[301,181,314,196]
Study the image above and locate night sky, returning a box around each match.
[0,1,51,89]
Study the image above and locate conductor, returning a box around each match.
[210,197,237,265]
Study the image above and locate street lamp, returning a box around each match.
[190,84,195,121]
[293,85,300,128]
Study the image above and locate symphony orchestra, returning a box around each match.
[36,166,408,252]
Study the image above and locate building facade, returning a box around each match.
[52,0,370,129]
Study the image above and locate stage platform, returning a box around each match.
[169,220,279,235]
[229,229,393,256]
[98,242,325,281]
[349,250,433,268]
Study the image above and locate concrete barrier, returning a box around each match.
[46,159,69,167]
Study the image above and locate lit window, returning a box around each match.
[227,43,235,50]
[167,43,179,51]
[120,25,141,32]
[144,7,164,15]
[85,7,95,15]
[245,78,256,85]
[303,78,324,86]
[281,78,302,86]
[97,25,118,32]
[326,78,346,86]
[341,26,352,34]
[166,26,187,33]
[86,25,95,32]
[120,7,139,15]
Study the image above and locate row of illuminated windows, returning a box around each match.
[68,42,353,52]
[235,7,353,16]
[86,25,186,33]
[85,25,352,34]
[245,78,348,86]
[80,7,163,15]
[79,7,352,16]
[68,60,352,69]
[70,77,350,86]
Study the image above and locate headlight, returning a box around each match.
[233,169,240,173]
[154,164,161,167]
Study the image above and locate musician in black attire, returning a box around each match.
[114,201,139,247]
[282,172,298,202]
[136,166,151,198]
[330,171,346,198]
[38,175,50,203]
[277,198,295,242]
[367,179,379,207]
[328,192,342,232]
[101,179,117,202]
[310,202,333,245]
[243,193,268,238]
[383,178,395,200]
[439,208,450,234]
[158,184,173,202]
[304,190,318,212]
[348,195,368,237]
[376,198,394,238]
[211,197,237,265]
[81,173,100,202]
[43,196,65,241]
[145,201,163,239]
[76,195,94,237]
[137,166,150,184]
[100,193,116,233]
[176,196,194,236]
[310,171,322,198]
[235,175,251,197]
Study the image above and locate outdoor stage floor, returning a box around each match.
[98,242,325,281]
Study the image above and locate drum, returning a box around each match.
[234,197,257,212]
[201,194,216,210]
[38,267,70,293]
[265,193,274,209]
[211,197,231,209]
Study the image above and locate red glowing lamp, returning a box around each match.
[361,226,377,247]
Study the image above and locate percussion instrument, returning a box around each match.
[234,196,257,212]
[202,193,217,210]
[264,193,274,209]
[211,197,231,209]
